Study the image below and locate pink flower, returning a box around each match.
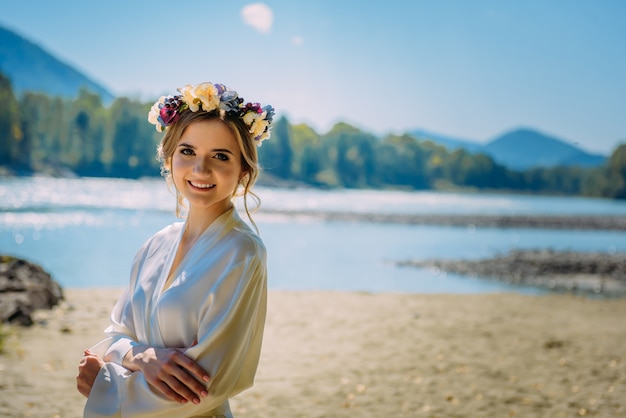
[159,106,180,125]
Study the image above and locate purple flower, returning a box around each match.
[214,83,227,95]
[159,106,180,125]
[147,82,274,145]
[244,102,263,114]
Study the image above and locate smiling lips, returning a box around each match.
[189,181,215,190]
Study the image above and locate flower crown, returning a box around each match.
[148,82,275,145]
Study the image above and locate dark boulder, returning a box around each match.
[0,255,63,326]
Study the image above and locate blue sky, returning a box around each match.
[1,0,625,154]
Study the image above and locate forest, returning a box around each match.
[1,73,625,199]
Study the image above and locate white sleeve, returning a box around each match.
[88,245,147,364]
[88,285,141,365]
[84,253,267,418]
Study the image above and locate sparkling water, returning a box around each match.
[1,177,625,293]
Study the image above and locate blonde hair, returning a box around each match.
[157,110,261,229]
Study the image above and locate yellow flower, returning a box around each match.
[193,83,220,111]
[257,131,270,144]
[250,119,269,139]
[150,83,273,146]
[178,84,201,112]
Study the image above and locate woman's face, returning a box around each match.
[171,119,244,217]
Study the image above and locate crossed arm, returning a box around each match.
[77,344,210,405]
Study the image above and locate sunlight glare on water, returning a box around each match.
[0,176,174,212]
[2,177,626,292]
[3,177,626,217]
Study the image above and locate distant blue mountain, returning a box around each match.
[408,127,607,170]
[483,128,606,170]
[409,129,484,153]
[0,25,114,102]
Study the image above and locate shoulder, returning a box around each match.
[136,222,184,260]
[151,222,184,242]
[225,214,267,262]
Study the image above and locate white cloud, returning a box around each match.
[291,36,304,46]
[241,3,273,34]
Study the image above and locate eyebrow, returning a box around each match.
[178,143,234,154]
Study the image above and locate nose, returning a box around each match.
[193,156,212,175]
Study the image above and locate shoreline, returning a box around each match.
[258,209,626,231]
[0,289,624,417]
[398,250,626,298]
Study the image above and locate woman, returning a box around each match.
[76,82,274,418]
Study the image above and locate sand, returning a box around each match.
[0,289,625,418]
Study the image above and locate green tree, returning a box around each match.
[606,144,626,198]
[290,123,321,181]
[71,89,106,175]
[376,134,427,189]
[109,98,138,176]
[258,116,293,178]
[106,98,159,177]
[321,123,377,188]
[0,73,21,167]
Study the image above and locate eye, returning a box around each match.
[214,152,229,161]
[180,148,195,156]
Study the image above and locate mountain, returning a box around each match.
[483,128,607,170]
[409,129,484,153]
[408,127,606,170]
[0,25,114,102]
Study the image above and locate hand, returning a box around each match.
[76,349,105,397]
[123,346,210,405]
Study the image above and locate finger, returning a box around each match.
[165,375,201,404]
[162,351,209,388]
[174,354,210,384]
[160,363,207,401]
[83,355,104,370]
[152,379,188,404]
[168,358,209,398]
[145,357,198,403]
[76,376,92,397]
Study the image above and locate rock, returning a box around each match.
[0,255,64,326]
[397,250,626,297]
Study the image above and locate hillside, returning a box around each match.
[409,127,606,170]
[0,25,114,102]
[483,129,606,170]
[409,129,484,153]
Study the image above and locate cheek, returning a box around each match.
[170,155,190,173]
[169,156,188,187]
[227,165,244,181]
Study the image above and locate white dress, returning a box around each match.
[84,208,267,418]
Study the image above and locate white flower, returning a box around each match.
[256,130,270,145]
[178,84,201,112]
[242,110,257,126]
[148,82,273,145]
[148,96,166,132]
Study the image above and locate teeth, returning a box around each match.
[190,181,214,189]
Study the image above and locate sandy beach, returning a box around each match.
[0,288,625,418]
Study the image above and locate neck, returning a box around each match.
[184,203,233,240]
